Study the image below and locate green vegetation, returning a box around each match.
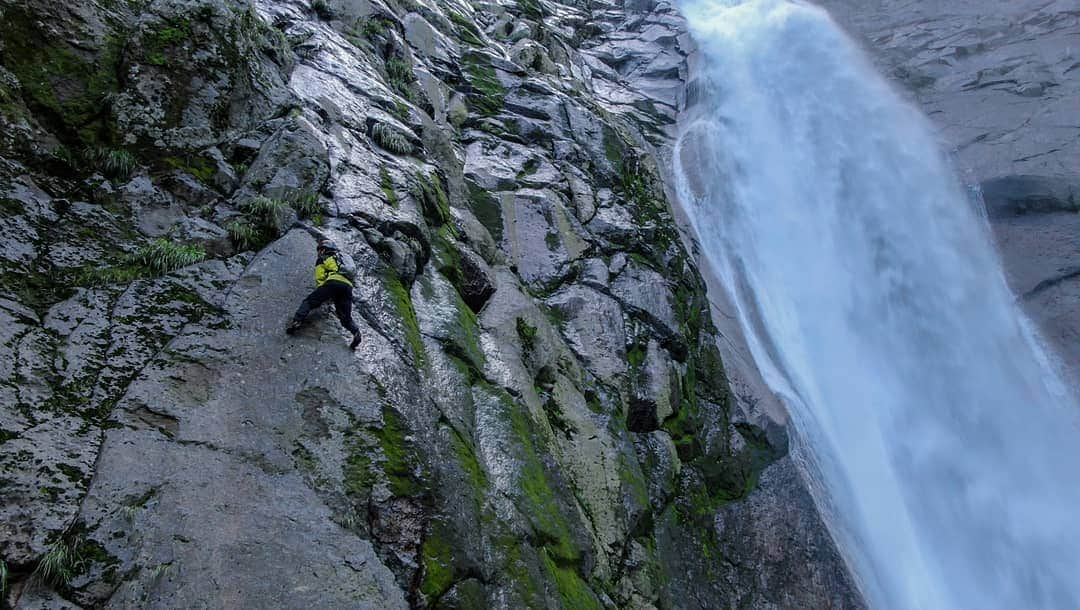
[412,171,451,227]
[504,389,579,563]
[132,239,206,275]
[516,317,538,353]
[375,406,425,497]
[448,11,484,47]
[347,15,396,47]
[540,549,601,610]
[1,8,124,145]
[382,270,425,365]
[241,195,289,231]
[290,191,322,218]
[86,147,138,180]
[419,523,456,600]
[165,154,215,184]
[371,122,413,155]
[226,220,261,251]
[449,426,488,492]
[148,563,172,580]
[520,0,545,21]
[463,54,505,117]
[467,180,504,242]
[33,538,79,586]
[0,559,7,598]
[226,190,320,252]
[379,168,400,207]
[72,239,206,287]
[310,0,334,20]
[385,56,417,102]
[342,437,376,497]
[143,17,192,66]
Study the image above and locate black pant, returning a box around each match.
[293,281,359,333]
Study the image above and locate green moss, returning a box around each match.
[382,269,425,366]
[449,425,488,493]
[2,9,124,144]
[618,451,650,509]
[165,154,215,184]
[144,18,193,67]
[56,463,85,484]
[519,0,545,21]
[379,168,400,208]
[493,536,545,606]
[448,11,485,47]
[343,439,376,497]
[516,317,538,353]
[375,406,425,497]
[539,392,575,440]
[413,171,451,227]
[501,388,579,563]
[539,549,601,610]
[467,180,503,242]
[626,342,646,368]
[419,522,456,600]
[463,54,505,117]
[0,269,75,316]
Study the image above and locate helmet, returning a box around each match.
[317,239,338,253]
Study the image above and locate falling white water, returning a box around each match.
[673,1,1080,609]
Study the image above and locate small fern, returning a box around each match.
[371,122,412,155]
[132,239,207,275]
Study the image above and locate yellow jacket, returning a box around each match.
[315,255,353,287]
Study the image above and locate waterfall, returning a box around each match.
[673,1,1080,608]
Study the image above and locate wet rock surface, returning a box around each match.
[2,0,859,608]
[817,0,1080,381]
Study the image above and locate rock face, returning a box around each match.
[816,0,1080,381]
[1,0,860,608]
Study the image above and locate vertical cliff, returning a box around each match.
[0,0,860,607]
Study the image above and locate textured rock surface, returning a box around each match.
[1,0,860,608]
[817,0,1080,381]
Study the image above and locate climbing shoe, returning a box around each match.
[349,331,362,350]
[285,319,303,335]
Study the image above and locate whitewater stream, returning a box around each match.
[673,1,1080,608]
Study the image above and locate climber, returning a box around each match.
[286,232,363,351]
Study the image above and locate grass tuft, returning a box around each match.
[226,219,262,251]
[85,147,137,180]
[241,195,289,231]
[33,539,79,587]
[371,122,413,155]
[290,191,322,218]
[310,0,334,20]
[132,239,206,275]
[148,563,171,580]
